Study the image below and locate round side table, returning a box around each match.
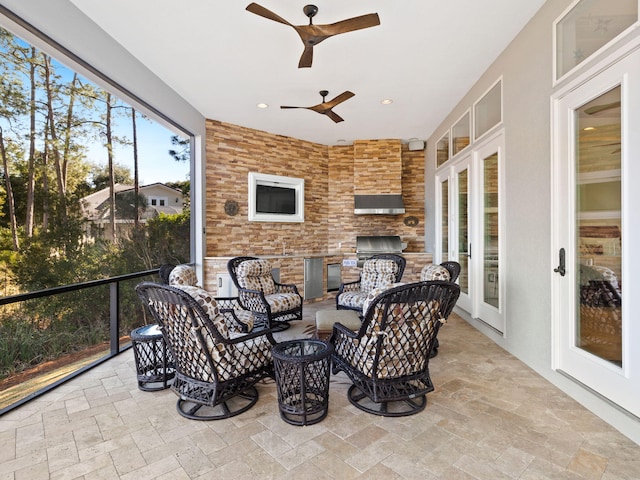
[131,324,175,391]
[272,339,333,426]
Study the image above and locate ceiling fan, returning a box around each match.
[281,90,355,123]
[246,3,380,68]
[584,101,621,115]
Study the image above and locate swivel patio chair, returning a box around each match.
[420,260,461,357]
[162,263,255,333]
[336,254,406,315]
[331,280,460,417]
[228,256,303,331]
[420,261,461,283]
[136,282,276,420]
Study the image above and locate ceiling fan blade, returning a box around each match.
[325,91,355,109]
[584,101,621,115]
[246,3,292,26]
[321,13,380,35]
[280,105,304,109]
[325,110,345,123]
[298,45,314,68]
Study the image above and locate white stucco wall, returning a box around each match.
[425,0,640,444]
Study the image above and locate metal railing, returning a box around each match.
[0,268,160,415]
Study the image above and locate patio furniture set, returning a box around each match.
[134,256,460,425]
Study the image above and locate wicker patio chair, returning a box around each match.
[420,260,461,357]
[162,264,255,333]
[331,280,460,417]
[227,256,303,331]
[136,282,276,420]
[336,253,406,315]
[420,261,461,283]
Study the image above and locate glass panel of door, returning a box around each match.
[457,168,469,294]
[483,153,499,308]
[575,86,622,366]
[441,179,449,262]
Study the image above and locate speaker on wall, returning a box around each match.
[408,140,425,151]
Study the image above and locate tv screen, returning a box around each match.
[256,184,296,214]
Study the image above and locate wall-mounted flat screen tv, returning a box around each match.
[248,172,304,222]
[256,184,296,214]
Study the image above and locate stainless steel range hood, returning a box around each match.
[354,194,405,215]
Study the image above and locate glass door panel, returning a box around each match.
[483,153,499,308]
[441,179,449,262]
[457,168,469,294]
[575,86,622,365]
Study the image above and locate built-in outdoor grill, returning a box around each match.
[355,235,404,267]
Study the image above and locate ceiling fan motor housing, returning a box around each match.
[303,5,319,20]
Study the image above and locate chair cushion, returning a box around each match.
[169,265,199,287]
[420,264,451,281]
[360,259,399,292]
[362,283,405,314]
[173,285,230,339]
[236,259,276,295]
[265,292,302,313]
[337,291,368,310]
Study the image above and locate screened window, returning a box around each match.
[0,23,191,292]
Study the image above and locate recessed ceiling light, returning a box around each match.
[337,139,346,143]
[583,126,596,131]
[256,103,269,109]
[381,99,393,105]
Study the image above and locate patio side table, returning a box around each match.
[131,324,175,391]
[272,339,333,426]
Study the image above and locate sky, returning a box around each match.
[83,115,190,186]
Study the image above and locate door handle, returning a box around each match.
[554,248,566,276]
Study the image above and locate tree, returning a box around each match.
[88,163,133,191]
[168,135,190,163]
[0,127,20,250]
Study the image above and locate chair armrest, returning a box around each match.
[338,280,361,294]
[219,309,250,333]
[223,323,277,346]
[214,296,242,310]
[237,288,270,314]
[333,321,360,339]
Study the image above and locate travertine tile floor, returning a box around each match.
[1,300,639,479]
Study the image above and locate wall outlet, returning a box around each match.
[342,259,357,267]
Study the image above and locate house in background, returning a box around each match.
[81,183,185,241]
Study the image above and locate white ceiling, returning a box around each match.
[69,0,546,146]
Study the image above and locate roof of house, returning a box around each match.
[81,183,185,221]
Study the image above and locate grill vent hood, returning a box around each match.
[354,194,405,215]
[353,139,405,215]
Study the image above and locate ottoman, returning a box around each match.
[315,309,361,341]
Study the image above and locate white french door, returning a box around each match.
[552,48,640,417]
[437,133,505,333]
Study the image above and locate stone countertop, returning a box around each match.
[205,253,343,260]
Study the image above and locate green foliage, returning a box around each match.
[113,211,191,271]
[0,303,110,380]
[88,162,134,191]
